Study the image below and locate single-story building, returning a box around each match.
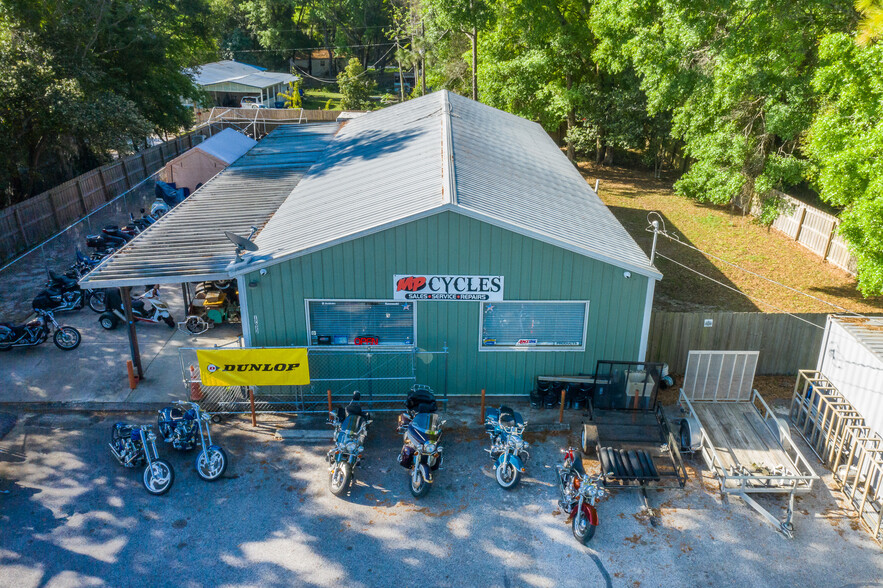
[190,60,298,108]
[160,128,257,194]
[81,91,661,395]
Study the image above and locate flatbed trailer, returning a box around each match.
[678,350,819,538]
[581,362,688,522]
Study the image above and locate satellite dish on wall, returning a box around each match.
[225,227,259,260]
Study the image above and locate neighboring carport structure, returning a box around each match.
[191,60,298,108]
[79,123,340,377]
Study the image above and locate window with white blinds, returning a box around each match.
[307,300,415,346]
[480,301,588,350]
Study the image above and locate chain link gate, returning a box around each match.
[179,346,448,415]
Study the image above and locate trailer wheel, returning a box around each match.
[679,420,691,452]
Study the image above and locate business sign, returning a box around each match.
[197,348,310,386]
[394,274,504,301]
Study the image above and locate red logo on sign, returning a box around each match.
[396,276,427,292]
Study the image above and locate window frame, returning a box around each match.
[478,300,590,353]
[304,298,417,349]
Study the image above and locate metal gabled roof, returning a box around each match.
[830,315,883,359]
[79,123,339,288]
[232,91,660,280]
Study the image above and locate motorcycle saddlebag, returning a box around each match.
[398,445,416,468]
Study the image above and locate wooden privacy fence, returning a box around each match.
[0,127,224,264]
[646,311,829,375]
[758,192,856,275]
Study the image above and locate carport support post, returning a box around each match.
[181,283,190,316]
[121,286,144,380]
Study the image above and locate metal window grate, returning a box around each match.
[683,350,758,402]
[480,301,587,348]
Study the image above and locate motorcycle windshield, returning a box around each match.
[411,413,441,442]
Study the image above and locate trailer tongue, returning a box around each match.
[678,350,819,538]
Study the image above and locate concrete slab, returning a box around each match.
[0,288,240,405]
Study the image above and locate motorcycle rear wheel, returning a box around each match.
[572,511,596,544]
[142,460,174,495]
[87,291,107,313]
[196,446,228,481]
[163,316,175,328]
[495,462,521,490]
[53,327,81,350]
[329,462,352,496]
[409,470,431,498]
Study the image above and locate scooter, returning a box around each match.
[0,309,81,351]
[157,401,228,482]
[99,286,174,329]
[108,423,174,495]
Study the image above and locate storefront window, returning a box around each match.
[307,300,415,346]
[480,301,588,350]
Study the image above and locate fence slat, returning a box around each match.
[647,311,831,375]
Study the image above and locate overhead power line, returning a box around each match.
[229,42,397,53]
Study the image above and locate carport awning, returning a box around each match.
[79,123,339,289]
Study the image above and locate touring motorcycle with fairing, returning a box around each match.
[397,386,445,498]
[326,392,372,496]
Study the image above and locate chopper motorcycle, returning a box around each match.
[397,385,445,498]
[157,401,228,482]
[485,406,529,489]
[557,446,608,544]
[108,423,175,495]
[326,392,372,496]
[0,309,80,351]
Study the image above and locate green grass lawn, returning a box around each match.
[302,89,343,110]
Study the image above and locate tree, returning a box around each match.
[805,33,883,294]
[337,57,376,109]
[0,0,216,204]
[424,0,495,100]
[857,0,883,45]
[590,0,854,208]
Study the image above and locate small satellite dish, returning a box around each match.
[225,227,259,261]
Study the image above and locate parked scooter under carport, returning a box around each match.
[99,286,174,330]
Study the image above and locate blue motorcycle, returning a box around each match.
[157,401,228,482]
[485,406,529,489]
[109,423,174,495]
[326,392,372,496]
[398,386,445,498]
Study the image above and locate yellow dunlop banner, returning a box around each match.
[196,348,310,386]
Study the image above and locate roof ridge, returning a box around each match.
[440,90,457,206]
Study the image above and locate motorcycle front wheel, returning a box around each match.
[87,291,107,313]
[53,327,81,350]
[142,460,174,495]
[495,461,521,490]
[329,462,352,496]
[409,470,431,498]
[196,446,228,481]
[572,510,596,544]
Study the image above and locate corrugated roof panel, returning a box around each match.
[190,60,266,85]
[247,93,447,263]
[237,91,658,279]
[831,316,883,359]
[447,91,657,277]
[79,123,340,288]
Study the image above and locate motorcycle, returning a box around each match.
[557,447,608,544]
[484,406,529,489]
[157,401,228,482]
[99,286,174,329]
[397,385,445,498]
[108,423,175,495]
[0,309,81,351]
[31,272,88,314]
[326,392,372,496]
[64,259,107,313]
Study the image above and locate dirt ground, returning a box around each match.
[578,162,883,315]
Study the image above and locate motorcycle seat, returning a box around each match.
[572,455,587,477]
[49,272,78,289]
[132,300,146,313]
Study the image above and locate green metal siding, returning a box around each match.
[244,211,650,395]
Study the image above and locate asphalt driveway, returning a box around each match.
[0,408,881,588]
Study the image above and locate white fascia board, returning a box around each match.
[638,278,656,362]
[79,272,232,289]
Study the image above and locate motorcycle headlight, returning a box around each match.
[345,441,359,453]
[425,442,437,453]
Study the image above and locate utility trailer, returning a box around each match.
[581,361,689,521]
[678,350,819,538]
